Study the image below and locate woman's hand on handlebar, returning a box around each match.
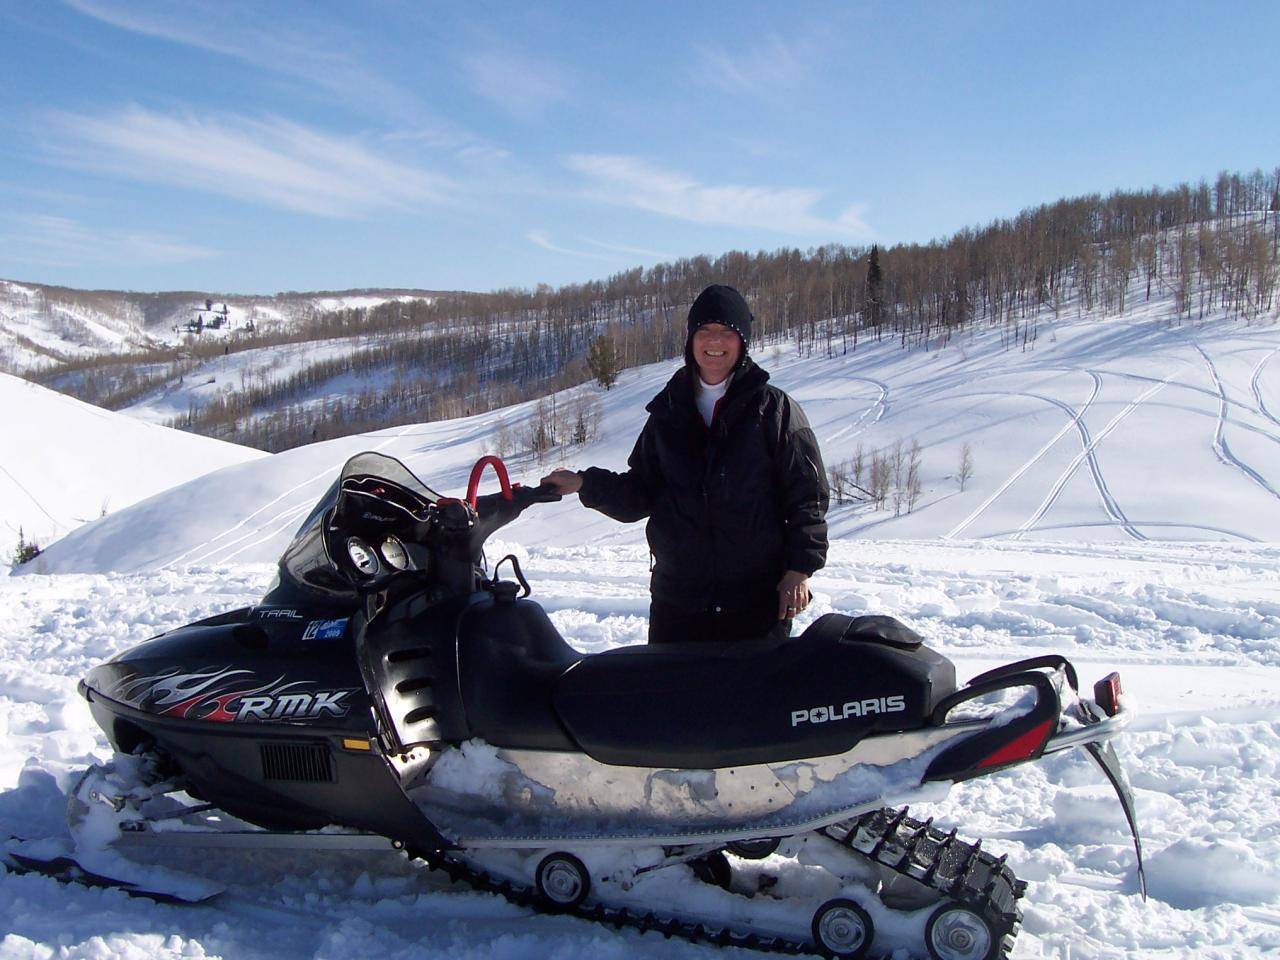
[541,469,584,496]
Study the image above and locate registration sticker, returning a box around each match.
[302,618,349,641]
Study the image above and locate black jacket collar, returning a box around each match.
[646,357,770,422]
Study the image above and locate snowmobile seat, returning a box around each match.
[553,613,957,768]
[456,597,583,751]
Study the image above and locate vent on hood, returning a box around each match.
[260,743,334,782]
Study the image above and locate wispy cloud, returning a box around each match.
[63,0,417,117]
[692,31,814,96]
[583,238,675,261]
[462,47,568,119]
[564,154,871,239]
[527,231,614,261]
[1,214,217,267]
[48,106,455,218]
[382,126,513,165]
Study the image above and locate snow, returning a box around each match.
[0,282,154,369]
[311,294,431,313]
[0,374,266,561]
[120,334,390,426]
[4,299,1280,957]
[3,544,1280,957]
[21,294,1280,576]
[0,281,439,374]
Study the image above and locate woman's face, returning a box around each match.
[692,323,741,385]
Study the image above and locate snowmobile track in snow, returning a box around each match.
[1014,371,1175,541]
[1250,345,1280,430]
[158,421,423,569]
[1194,343,1280,503]
[824,376,889,445]
[946,368,1175,541]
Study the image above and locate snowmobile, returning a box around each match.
[33,452,1143,959]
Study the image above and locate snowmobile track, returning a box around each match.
[824,377,889,444]
[1194,343,1280,502]
[412,805,1023,959]
[158,421,422,570]
[1250,346,1280,429]
[944,381,1105,541]
[1014,371,1171,541]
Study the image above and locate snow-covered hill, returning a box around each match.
[0,373,266,562]
[21,301,1280,575]
[4,302,1280,958]
[0,278,444,372]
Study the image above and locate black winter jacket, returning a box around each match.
[578,358,829,615]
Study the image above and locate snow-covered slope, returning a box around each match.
[0,280,155,368]
[0,374,266,562]
[4,304,1280,958]
[1,542,1278,958]
[22,304,1280,575]
[0,278,443,372]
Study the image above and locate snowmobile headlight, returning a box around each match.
[381,536,411,571]
[346,537,379,576]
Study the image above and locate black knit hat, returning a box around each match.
[684,284,752,366]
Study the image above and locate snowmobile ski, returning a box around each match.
[2,840,221,904]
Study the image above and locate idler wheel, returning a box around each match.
[690,850,732,890]
[725,837,781,860]
[534,852,590,910]
[810,898,873,959]
[925,904,996,960]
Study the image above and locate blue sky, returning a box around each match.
[1,0,1278,295]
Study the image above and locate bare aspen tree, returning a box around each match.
[828,460,849,505]
[491,417,511,459]
[525,398,554,464]
[852,443,865,490]
[958,442,974,492]
[906,439,923,513]
[869,450,891,508]
[844,456,871,502]
[569,392,603,445]
[891,439,906,515]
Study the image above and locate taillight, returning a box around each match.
[1094,672,1122,717]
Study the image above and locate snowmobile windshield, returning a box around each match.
[273,453,442,607]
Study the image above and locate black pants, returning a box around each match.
[648,599,791,645]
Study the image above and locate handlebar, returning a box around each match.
[326,456,562,595]
[466,456,513,509]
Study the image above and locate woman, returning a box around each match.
[544,284,829,644]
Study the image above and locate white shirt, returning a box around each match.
[696,374,732,427]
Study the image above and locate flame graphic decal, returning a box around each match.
[107,667,353,723]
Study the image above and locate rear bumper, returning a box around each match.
[1043,697,1134,754]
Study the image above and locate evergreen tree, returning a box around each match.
[1272,187,1279,253]
[586,334,621,390]
[12,527,41,566]
[865,245,884,330]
